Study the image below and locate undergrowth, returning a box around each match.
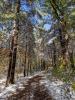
[52,67,75,90]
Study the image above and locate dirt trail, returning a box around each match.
[8,75,52,100]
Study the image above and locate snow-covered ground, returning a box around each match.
[0,71,44,99]
[0,71,75,100]
[40,73,75,100]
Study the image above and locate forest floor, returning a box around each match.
[0,71,75,100]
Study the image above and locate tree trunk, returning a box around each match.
[59,23,69,68]
[69,50,75,69]
[6,36,14,85]
[24,51,26,77]
[6,0,20,85]
[50,0,69,68]
[52,41,57,68]
[27,58,29,76]
[24,44,27,77]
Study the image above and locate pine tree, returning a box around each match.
[6,0,20,85]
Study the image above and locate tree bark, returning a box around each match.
[24,45,27,77]
[50,0,69,67]
[6,0,20,85]
[52,41,57,68]
[69,50,75,69]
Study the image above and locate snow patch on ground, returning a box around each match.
[40,73,75,100]
[0,71,44,99]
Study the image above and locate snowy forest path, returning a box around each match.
[8,74,53,100]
